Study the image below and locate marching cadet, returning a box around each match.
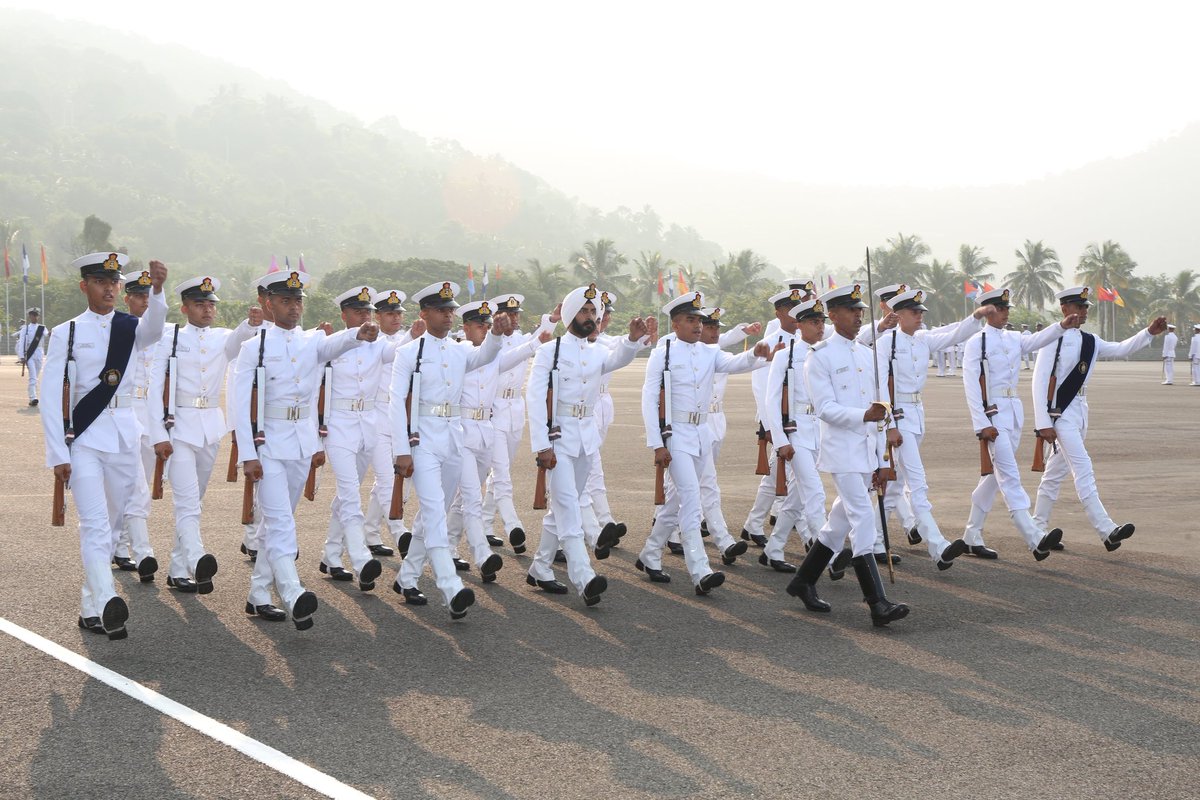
[236,270,379,629]
[1031,287,1167,550]
[1161,324,1178,384]
[149,276,260,595]
[15,307,46,406]
[1190,324,1200,386]
[639,292,770,593]
[873,289,995,569]
[582,290,628,550]
[389,282,510,619]
[448,299,549,579]
[526,285,649,605]
[762,297,828,571]
[230,282,275,564]
[483,294,556,552]
[315,286,398,591]
[741,286,805,547]
[959,288,1080,560]
[111,270,163,578]
[783,284,908,627]
[41,253,169,639]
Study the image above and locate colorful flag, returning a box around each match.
[1096,286,1115,302]
[482,263,489,290]
[22,244,30,284]
[828,275,837,290]
[657,271,664,296]
[268,255,279,274]
[40,244,48,284]
[676,271,688,295]
[1112,289,1125,308]
[982,281,995,293]
[466,263,475,297]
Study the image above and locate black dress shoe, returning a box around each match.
[967,544,998,559]
[785,580,832,612]
[1049,541,1065,551]
[936,539,968,571]
[166,576,198,593]
[449,588,476,620]
[397,531,412,558]
[758,553,797,573]
[769,515,777,527]
[485,534,504,547]
[509,527,526,554]
[393,581,429,605]
[613,522,628,540]
[700,519,710,538]
[594,522,620,560]
[695,571,726,596]
[1103,523,1135,552]
[368,543,395,557]
[554,549,567,564]
[244,602,286,621]
[827,548,852,580]
[101,596,129,640]
[525,573,569,594]
[480,553,503,583]
[873,552,901,566]
[77,615,105,634]
[291,591,318,631]
[583,575,608,607]
[722,540,748,565]
[906,526,923,545]
[194,554,218,595]
[452,557,471,572]
[29,398,38,406]
[113,556,137,572]
[666,541,684,556]
[634,559,671,583]
[741,530,768,548]
[136,556,158,583]
[358,558,382,591]
[1033,528,1062,562]
[239,543,258,561]
[319,562,354,582]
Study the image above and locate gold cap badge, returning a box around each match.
[789,289,801,301]
[357,287,371,303]
[136,271,152,286]
[850,284,862,300]
[505,296,519,308]
[438,282,454,299]
[285,272,302,289]
[913,291,924,304]
[710,307,723,320]
[386,291,400,305]
[600,291,611,306]
[479,301,491,315]
[199,277,214,293]
[1080,287,1090,299]
[103,253,120,271]
[584,283,597,300]
[813,300,824,314]
[1001,289,1010,303]
[691,292,703,308]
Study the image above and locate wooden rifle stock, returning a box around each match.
[304,460,317,501]
[774,455,788,496]
[241,472,255,525]
[389,469,405,520]
[979,437,994,476]
[52,474,65,527]
[533,464,547,510]
[152,454,165,499]
[978,356,995,476]
[755,425,770,475]
[535,338,559,510]
[777,360,790,496]
[1032,372,1058,472]
[226,433,239,482]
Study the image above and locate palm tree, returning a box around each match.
[1150,270,1200,328]
[1006,240,1063,311]
[1076,240,1138,337]
[862,233,931,288]
[631,250,675,309]
[571,238,629,290]
[922,259,964,325]
[958,244,996,283]
[525,258,568,310]
[726,249,772,290]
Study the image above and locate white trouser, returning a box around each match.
[166,438,218,579]
[1192,358,1200,385]
[742,447,778,535]
[889,430,951,560]
[529,448,598,595]
[970,423,1030,514]
[1163,357,1175,383]
[321,443,373,573]
[115,436,156,561]
[71,443,139,618]
[450,440,498,568]
[483,425,523,533]
[397,443,465,602]
[25,353,42,399]
[765,440,826,560]
[639,446,713,586]
[256,455,308,563]
[816,472,878,558]
[1034,413,1116,538]
[696,436,736,551]
[364,425,407,547]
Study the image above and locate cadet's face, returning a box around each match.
[799,317,825,344]
[341,306,372,329]
[700,322,720,344]
[898,308,924,334]
[775,304,799,333]
[268,294,304,329]
[80,275,120,314]
[569,303,597,337]
[183,298,217,327]
[463,318,491,345]
[989,305,1010,327]
[421,306,455,337]
[829,305,863,338]
[377,309,403,335]
[1061,301,1088,323]
[123,291,149,317]
[672,312,703,343]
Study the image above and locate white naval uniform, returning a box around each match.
[874,313,982,562]
[390,330,502,604]
[526,332,640,595]
[235,325,365,612]
[764,337,825,560]
[363,329,414,548]
[16,322,46,401]
[226,320,274,555]
[961,322,1065,550]
[640,337,761,584]
[112,322,165,566]
[803,333,886,557]
[40,291,168,619]
[484,316,555,535]
[1031,326,1154,538]
[742,328,796,537]
[1190,334,1200,386]
[1161,331,1178,383]
[149,321,257,581]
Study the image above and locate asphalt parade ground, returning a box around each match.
[0,359,1197,800]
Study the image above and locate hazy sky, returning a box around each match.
[10,1,1200,193]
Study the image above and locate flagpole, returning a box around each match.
[3,279,9,358]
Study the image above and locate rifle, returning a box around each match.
[755,335,783,476]
[654,339,672,505]
[241,329,266,525]
[978,330,997,476]
[153,324,180,500]
[775,340,795,497]
[226,433,239,482]
[533,337,560,510]
[52,322,76,527]
[865,248,895,582]
[391,338,424,519]
[304,361,332,501]
[1032,338,1063,472]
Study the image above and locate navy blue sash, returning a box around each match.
[72,312,139,439]
[1053,332,1095,414]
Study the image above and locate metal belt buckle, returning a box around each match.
[435,403,453,417]
[570,402,587,418]
[287,406,303,421]
[686,411,703,424]
[351,398,365,412]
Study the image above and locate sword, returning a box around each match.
[864,248,895,583]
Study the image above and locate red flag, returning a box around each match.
[657,271,664,296]
[494,263,501,280]
[827,275,835,289]
[963,280,975,296]
[1096,286,1115,302]
[982,282,995,292]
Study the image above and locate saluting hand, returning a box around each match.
[973,305,998,321]
[317,322,334,336]
[247,306,264,327]
[357,321,380,342]
[1059,313,1082,330]
[628,315,648,341]
[1147,316,1169,336]
[409,319,427,338]
[549,303,563,323]
[755,340,785,360]
[878,312,899,331]
[743,322,763,336]
[492,313,514,336]
[148,260,168,292]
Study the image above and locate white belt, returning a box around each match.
[993,387,1019,399]
[672,410,708,425]
[108,394,133,409]
[175,392,215,409]
[418,402,460,417]
[463,406,492,421]
[332,398,375,412]
[377,392,390,404]
[499,388,519,400]
[600,386,610,395]
[557,401,593,418]
[265,404,311,421]
[709,401,724,413]
[132,387,148,400]
[894,391,922,404]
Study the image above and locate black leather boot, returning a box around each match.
[785,541,834,612]
[851,555,909,627]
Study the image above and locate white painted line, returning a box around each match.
[0,617,375,800]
